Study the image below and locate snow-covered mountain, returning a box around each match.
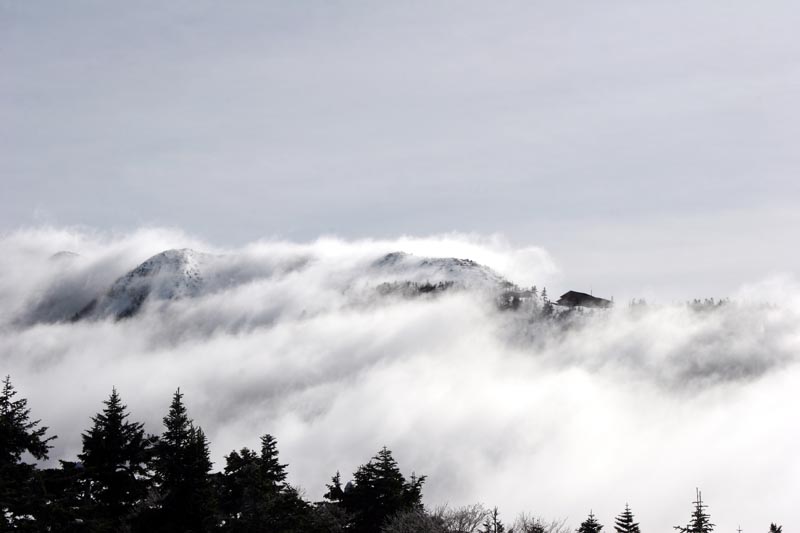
[61,248,516,321]
[76,249,212,319]
[371,251,511,291]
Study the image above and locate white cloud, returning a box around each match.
[0,227,796,531]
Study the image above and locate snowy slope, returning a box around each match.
[371,251,511,291]
[66,249,515,321]
[77,249,212,319]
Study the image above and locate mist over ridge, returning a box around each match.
[1,226,798,531]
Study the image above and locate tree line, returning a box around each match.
[0,376,785,532]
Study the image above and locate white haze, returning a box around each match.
[1,227,798,531]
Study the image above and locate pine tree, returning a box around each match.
[674,489,714,533]
[323,470,345,503]
[149,389,217,532]
[540,287,555,317]
[614,504,640,533]
[768,524,782,533]
[0,375,55,529]
[78,388,152,528]
[0,375,54,465]
[185,425,218,532]
[220,433,311,532]
[258,434,288,490]
[337,446,425,533]
[578,511,604,533]
[155,388,192,490]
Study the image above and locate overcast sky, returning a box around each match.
[2,1,800,300]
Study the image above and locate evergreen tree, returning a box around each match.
[674,489,714,533]
[0,375,55,529]
[148,389,217,532]
[768,525,782,533]
[480,507,505,533]
[78,388,153,529]
[36,461,88,532]
[220,433,311,532]
[334,447,425,533]
[0,375,53,465]
[155,388,192,489]
[578,511,604,533]
[323,471,345,503]
[258,434,288,489]
[540,287,555,317]
[184,426,218,531]
[614,504,640,533]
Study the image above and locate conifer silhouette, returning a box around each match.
[0,375,55,528]
[79,388,152,527]
[674,489,714,533]
[614,504,641,533]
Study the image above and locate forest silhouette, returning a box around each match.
[0,376,783,533]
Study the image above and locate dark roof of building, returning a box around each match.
[556,290,612,308]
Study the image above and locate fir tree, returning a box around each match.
[768,524,782,533]
[155,388,192,489]
[540,287,555,317]
[578,511,604,533]
[148,389,217,532]
[0,375,56,529]
[258,434,288,490]
[78,387,153,528]
[674,489,714,533]
[336,446,425,533]
[0,375,54,465]
[614,504,640,533]
[220,433,310,532]
[36,461,88,532]
[323,470,345,503]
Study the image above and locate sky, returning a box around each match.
[3,1,800,301]
[2,3,800,529]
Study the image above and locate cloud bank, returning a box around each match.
[0,227,798,531]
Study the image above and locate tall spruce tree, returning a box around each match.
[149,389,217,532]
[258,434,288,489]
[578,511,604,533]
[614,504,640,533]
[79,388,152,528]
[0,375,55,529]
[674,489,714,533]
[335,446,425,533]
[768,524,782,533]
[220,433,311,532]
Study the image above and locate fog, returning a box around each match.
[1,227,797,531]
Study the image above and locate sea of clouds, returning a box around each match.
[1,227,798,531]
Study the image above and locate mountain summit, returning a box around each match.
[76,249,210,320]
[61,248,519,322]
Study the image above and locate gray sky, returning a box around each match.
[2,0,800,301]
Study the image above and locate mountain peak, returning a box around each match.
[79,248,210,320]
